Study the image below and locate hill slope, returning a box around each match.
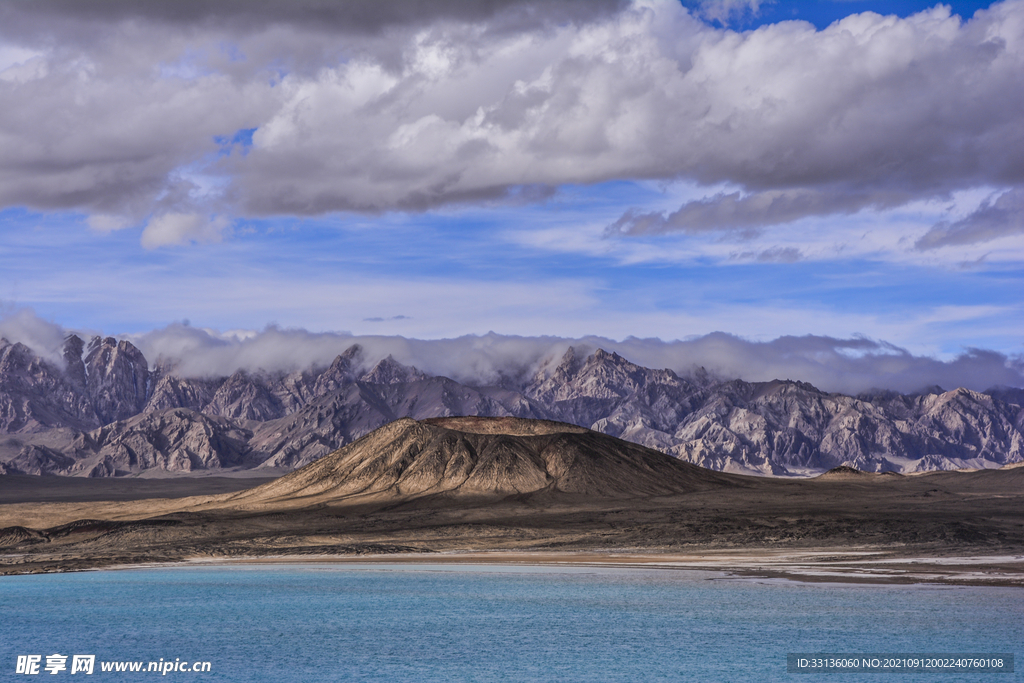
[231,416,737,505]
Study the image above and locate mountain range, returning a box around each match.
[1,334,1021,477]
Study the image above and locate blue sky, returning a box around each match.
[0,0,1021,385]
[692,0,997,28]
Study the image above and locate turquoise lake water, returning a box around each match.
[2,564,1020,682]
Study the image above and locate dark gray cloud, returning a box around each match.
[1,0,1023,239]
[1,0,626,34]
[916,188,1024,249]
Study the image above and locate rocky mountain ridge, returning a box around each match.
[0,334,1021,478]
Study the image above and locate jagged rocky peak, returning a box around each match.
[527,346,683,403]
[533,345,581,378]
[360,355,426,385]
[203,370,284,421]
[749,378,825,401]
[915,386,995,419]
[0,338,35,372]
[553,345,583,377]
[0,336,100,434]
[525,346,583,399]
[84,336,149,382]
[577,348,669,391]
[84,336,150,423]
[312,344,363,395]
[62,334,84,357]
[145,374,222,413]
[61,335,86,387]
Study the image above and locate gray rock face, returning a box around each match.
[203,370,286,422]
[70,408,255,476]
[271,367,322,415]
[527,348,702,444]
[0,338,1021,477]
[5,444,77,476]
[85,337,150,423]
[250,386,391,470]
[311,346,362,396]
[61,335,87,388]
[0,338,98,433]
[529,351,1023,476]
[147,346,367,420]
[145,374,222,413]
[249,377,549,470]
[360,355,427,385]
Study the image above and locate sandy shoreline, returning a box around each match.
[97,549,1024,587]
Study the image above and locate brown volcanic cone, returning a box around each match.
[230,416,734,505]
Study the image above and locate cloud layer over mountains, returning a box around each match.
[1,309,1020,395]
[1,0,1023,248]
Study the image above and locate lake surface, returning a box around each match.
[2,564,1020,682]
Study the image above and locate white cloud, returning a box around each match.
[232,1,1024,220]
[87,213,133,233]
[0,306,67,365]
[0,44,42,72]
[0,54,47,83]
[2,307,1019,394]
[140,213,231,249]
[0,0,1021,242]
[124,324,1024,395]
[507,185,1024,268]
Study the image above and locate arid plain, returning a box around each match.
[2,417,1022,585]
